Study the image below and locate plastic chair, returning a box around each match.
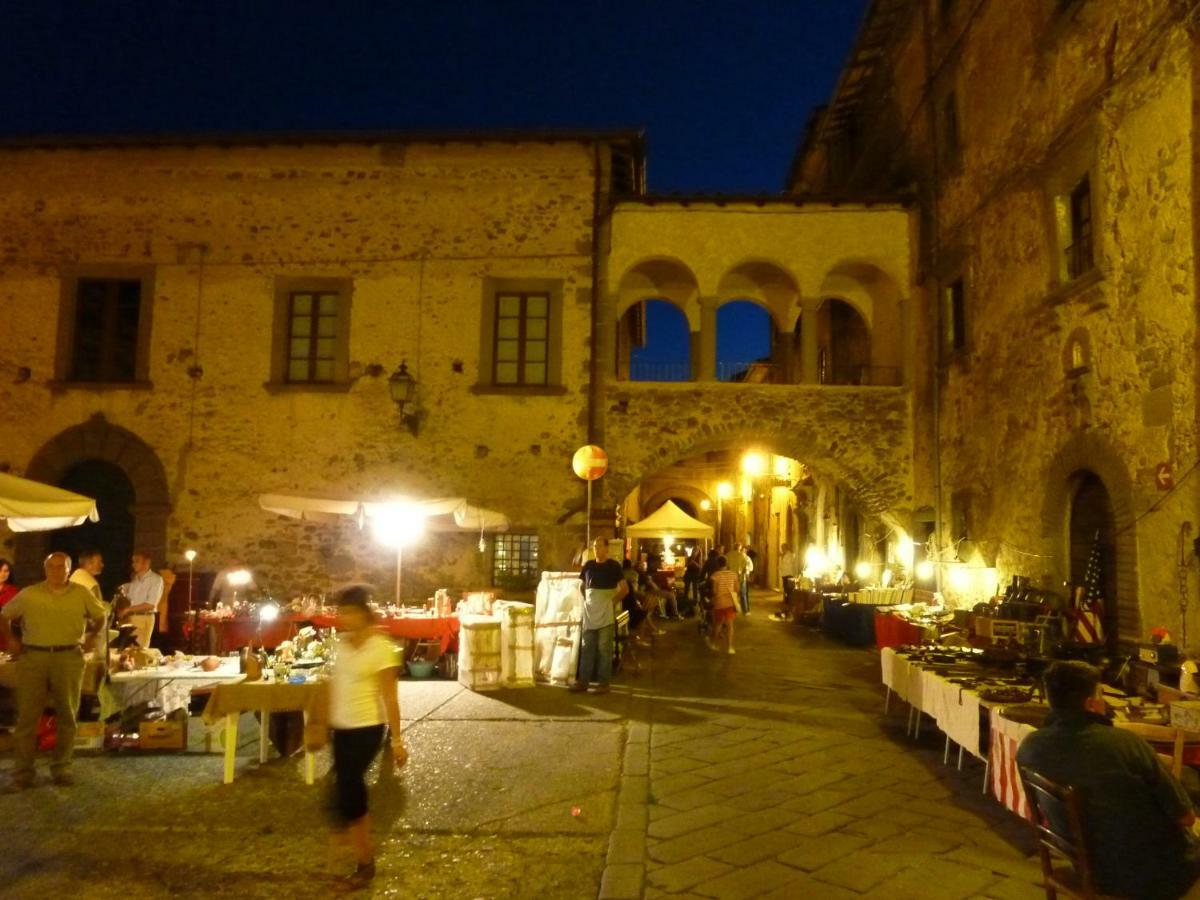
[1019,766,1118,899]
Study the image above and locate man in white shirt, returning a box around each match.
[773,544,800,622]
[121,551,164,649]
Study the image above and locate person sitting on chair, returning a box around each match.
[1017,660,1200,899]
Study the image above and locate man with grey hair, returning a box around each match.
[0,552,107,790]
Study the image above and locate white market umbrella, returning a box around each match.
[0,471,100,533]
[625,500,713,540]
[258,492,510,602]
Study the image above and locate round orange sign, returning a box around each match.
[572,445,608,481]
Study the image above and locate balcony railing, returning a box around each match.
[822,365,902,387]
[628,361,692,382]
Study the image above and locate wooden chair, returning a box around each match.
[1019,767,1115,899]
[1115,721,1195,777]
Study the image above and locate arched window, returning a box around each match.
[620,299,692,381]
[717,301,773,382]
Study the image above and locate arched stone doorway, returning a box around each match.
[16,415,170,589]
[1068,471,1118,653]
[1041,432,1139,647]
[821,298,872,385]
[51,460,137,599]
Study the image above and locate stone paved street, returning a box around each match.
[0,592,1043,898]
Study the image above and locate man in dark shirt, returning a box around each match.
[574,537,627,694]
[1017,660,1199,899]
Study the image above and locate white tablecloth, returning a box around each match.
[102,659,245,718]
[881,648,984,759]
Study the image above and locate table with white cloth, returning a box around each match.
[103,657,246,720]
[881,647,1008,769]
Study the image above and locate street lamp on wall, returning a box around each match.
[388,361,419,436]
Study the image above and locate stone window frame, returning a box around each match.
[1042,125,1104,299]
[473,277,566,396]
[266,276,353,393]
[53,264,156,390]
[949,489,974,552]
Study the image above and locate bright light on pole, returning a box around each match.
[371,505,427,604]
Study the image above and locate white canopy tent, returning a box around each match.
[258,492,510,602]
[0,471,100,533]
[625,500,714,540]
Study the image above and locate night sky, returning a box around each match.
[3,0,864,364]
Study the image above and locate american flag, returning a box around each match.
[1072,531,1105,644]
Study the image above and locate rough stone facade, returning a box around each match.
[0,138,620,595]
[795,0,1199,640]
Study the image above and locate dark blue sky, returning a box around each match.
[3,0,864,357]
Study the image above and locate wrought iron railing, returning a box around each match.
[1065,236,1094,281]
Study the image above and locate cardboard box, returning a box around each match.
[139,716,187,751]
[1171,701,1200,732]
[74,721,105,750]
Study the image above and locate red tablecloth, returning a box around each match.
[874,611,923,649]
[202,615,310,653]
[309,614,460,655]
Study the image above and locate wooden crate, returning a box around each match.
[139,716,187,751]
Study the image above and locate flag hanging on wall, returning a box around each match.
[1072,532,1106,644]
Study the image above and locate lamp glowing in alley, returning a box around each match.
[226,569,253,587]
[916,560,935,581]
[258,602,280,623]
[740,452,767,478]
[716,481,734,500]
[854,561,872,581]
[184,549,197,563]
[699,499,712,511]
[803,545,828,579]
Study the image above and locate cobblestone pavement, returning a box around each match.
[0,592,1043,899]
[611,594,1043,900]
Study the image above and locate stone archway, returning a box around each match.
[1040,432,1139,644]
[16,414,171,585]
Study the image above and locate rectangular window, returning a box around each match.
[493,292,550,386]
[493,534,540,584]
[942,93,961,165]
[286,291,340,383]
[70,278,142,382]
[950,491,973,545]
[1066,175,1094,280]
[946,277,967,353]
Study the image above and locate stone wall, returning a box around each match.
[0,140,605,596]
[598,382,913,522]
[799,0,1199,641]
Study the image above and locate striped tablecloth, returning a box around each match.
[988,707,1038,820]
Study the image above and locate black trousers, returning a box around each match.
[331,725,385,824]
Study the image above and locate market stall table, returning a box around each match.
[104,657,245,719]
[201,614,313,654]
[821,595,876,646]
[874,610,924,649]
[201,678,327,784]
[310,612,460,656]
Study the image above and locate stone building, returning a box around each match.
[793,0,1200,646]
[0,129,920,608]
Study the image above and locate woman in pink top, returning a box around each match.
[707,556,739,655]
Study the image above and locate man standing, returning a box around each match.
[772,545,798,622]
[0,552,107,790]
[121,551,164,649]
[1017,660,1200,898]
[69,548,104,603]
[572,536,628,695]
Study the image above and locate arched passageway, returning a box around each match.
[51,459,137,599]
[16,415,171,588]
[821,299,873,385]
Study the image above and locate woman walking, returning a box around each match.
[707,556,739,655]
[327,586,405,890]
